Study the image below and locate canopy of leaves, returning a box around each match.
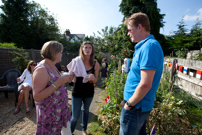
[119,0,165,38]
[91,0,168,58]
[167,19,202,58]
[0,0,60,49]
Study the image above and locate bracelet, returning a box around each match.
[52,83,57,89]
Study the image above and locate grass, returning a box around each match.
[173,88,202,131]
[87,90,108,135]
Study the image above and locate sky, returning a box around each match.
[0,0,202,36]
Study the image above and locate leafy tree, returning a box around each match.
[188,19,202,50]
[0,0,31,48]
[92,25,134,60]
[0,0,61,49]
[28,1,60,49]
[168,19,189,57]
[119,0,165,39]
[59,33,82,53]
[118,0,173,56]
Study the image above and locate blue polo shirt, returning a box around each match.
[124,34,164,112]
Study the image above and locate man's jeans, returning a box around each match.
[119,106,150,135]
[70,96,93,133]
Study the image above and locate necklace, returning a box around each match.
[45,60,55,74]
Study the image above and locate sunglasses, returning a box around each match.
[31,63,37,66]
[83,41,93,44]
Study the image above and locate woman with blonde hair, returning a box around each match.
[14,60,37,114]
[32,41,71,134]
[67,41,100,135]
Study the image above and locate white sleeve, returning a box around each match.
[19,69,28,81]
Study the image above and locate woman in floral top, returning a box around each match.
[32,41,71,135]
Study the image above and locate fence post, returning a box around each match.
[31,49,36,61]
[170,58,177,82]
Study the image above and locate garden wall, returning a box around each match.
[165,58,202,100]
[0,48,77,76]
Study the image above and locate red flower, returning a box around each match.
[105,96,110,103]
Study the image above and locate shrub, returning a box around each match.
[0,42,18,49]
[9,48,29,72]
[98,66,202,134]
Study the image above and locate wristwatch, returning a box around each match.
[126,101,133,107]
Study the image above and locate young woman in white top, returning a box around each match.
[14,60,37,114]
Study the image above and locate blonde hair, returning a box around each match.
[79,41,95,66]
[41,41,63,61]
[124,12,150,32]
[102,63,106,68]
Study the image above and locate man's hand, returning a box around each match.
[124,102,132,110]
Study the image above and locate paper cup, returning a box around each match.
[61,72,70,76]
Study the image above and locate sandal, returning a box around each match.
[26,108,30,113]
[14,108,21,115]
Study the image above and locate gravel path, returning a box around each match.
[0,80,104,135]
[69,83,103,135]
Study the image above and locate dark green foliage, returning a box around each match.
[119,0,166,51]
[0,42,17,49]
[91,0,167,59]
[0,0,60,49]
[99,69,202,134]
[9,48,29,72]
[120,0,165,35]
[0,0,31,48]
[167,19,202,58]
[90,25,134,61]
[28,1,61,49]
[59,34,81,53]
[188,19,202,50]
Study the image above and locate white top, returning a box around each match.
[67,56,88,83]
[18,69,32,91]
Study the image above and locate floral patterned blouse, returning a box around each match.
[34,63,71,135]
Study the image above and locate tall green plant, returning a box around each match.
[9,49,29,72]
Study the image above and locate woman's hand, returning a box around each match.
[56,75,69,86]
[87,74,96,81]
[16,77,20,82]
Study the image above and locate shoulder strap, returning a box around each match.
[93,60,96,68]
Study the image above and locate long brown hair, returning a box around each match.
[79,41,95,66]
[26,60,36,73]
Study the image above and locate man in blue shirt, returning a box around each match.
[119,12,164,135]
